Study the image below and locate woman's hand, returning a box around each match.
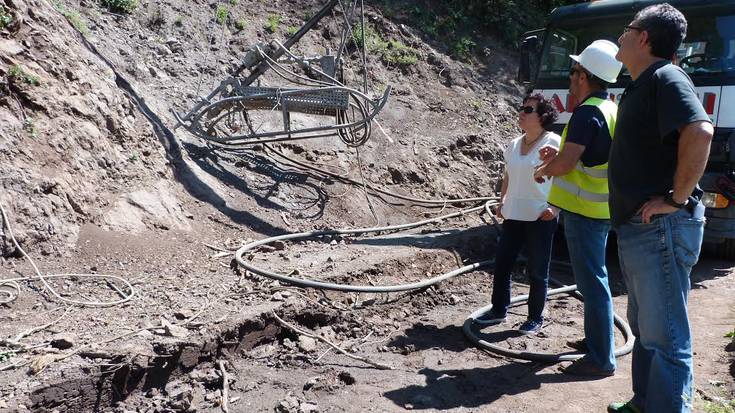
[539,207,558,221]
[494,203,504,219]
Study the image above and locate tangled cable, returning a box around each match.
[0,202,136,307]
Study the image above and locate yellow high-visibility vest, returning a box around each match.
[548,96,617,219]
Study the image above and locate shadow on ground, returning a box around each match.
[384,364,601,410]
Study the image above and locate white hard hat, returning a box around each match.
[570,40,623,83]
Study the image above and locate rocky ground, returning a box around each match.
[0,0,733,412]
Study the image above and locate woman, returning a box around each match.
[475,93,560,335]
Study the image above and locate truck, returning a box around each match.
[518,0,735,259]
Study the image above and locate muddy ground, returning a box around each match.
[0,0,733,412]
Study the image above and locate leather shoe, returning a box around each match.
[566,338,588,352]
[562,357,614,377]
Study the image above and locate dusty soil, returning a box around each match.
[0,0,733,412]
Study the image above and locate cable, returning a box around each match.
[262,143,499,206]
[233,200,634,362]
[0,202,136,307]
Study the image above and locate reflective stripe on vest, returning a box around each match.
[547,96,617,219]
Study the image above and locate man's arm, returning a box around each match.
[638,120,714,222]
[672,121,714,202]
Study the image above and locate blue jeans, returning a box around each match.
[491,217,558,322]
[615,207,704,413]
[563,211,616,371]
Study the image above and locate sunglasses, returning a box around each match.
[518,105,536,114]
[623,25,644,33]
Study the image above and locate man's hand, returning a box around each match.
[539,145,559,163]
[539,207,558,221]
[534,165,548,183]
[638,196,679,223]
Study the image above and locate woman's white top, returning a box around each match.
[501,131,562,221]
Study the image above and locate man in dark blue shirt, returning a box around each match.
[607,4,714,413]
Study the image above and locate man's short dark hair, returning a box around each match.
[635,3,687,59]
[523,93,559,130]
[579,66,610,90]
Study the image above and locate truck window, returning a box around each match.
[678,14,735,75]
[536,14,735,84]
[538,30,576,80]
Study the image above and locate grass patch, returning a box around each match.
[100,0,138,13]
[174,15,183,26]
[703,400,735,413]
[234,18,246,31]
[229,0,238,4]
[383,40,418,66]
[215,5,228,25]
[53,2,89,34]
[285,25,298,36]
[352,24,418,67]
[0,5,12,29]
[264,14,281,33]
[8,65,40,86]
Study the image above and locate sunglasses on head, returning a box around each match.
[519,105,536,114]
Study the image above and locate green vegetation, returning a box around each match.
[174,15,184,26]
[377,0,577,60]
[215,5,228,25]
[451,36,476,61]
[285,25,298,36]
[229,0,238,4]
[0,5,12,29]
[264,14,281,33]
[128,153,139,162]
[234,18,246,31]
[352,23,418,67]
[8,65,40,86]
[0,351,13,363]
[100,0,138,13]
[53,2,89,34]
[383,40,418,66]
[703,399,735,413]
[24,118,38,139]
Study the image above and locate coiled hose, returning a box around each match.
[234,200,634,362]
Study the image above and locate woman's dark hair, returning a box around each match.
[523,93,559,130]
[634,3,687,59]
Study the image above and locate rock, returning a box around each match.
[272,292,285,301]
[159,319,189,338]
[303,377,319,391]
[300,401,319,412]
[271,240,287,250]
[337,371,356,385]
[50,333,76,350]
[298,336,317,353]
[275,395,300,413]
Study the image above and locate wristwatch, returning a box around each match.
[664,190,689,209]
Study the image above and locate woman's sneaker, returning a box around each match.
[518,318,543,335]
[473,309,507,325]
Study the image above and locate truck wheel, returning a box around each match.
[716,238,735,260]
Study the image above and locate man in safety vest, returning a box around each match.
[534,39,622,377]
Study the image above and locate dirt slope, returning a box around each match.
[0,0,733,412]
